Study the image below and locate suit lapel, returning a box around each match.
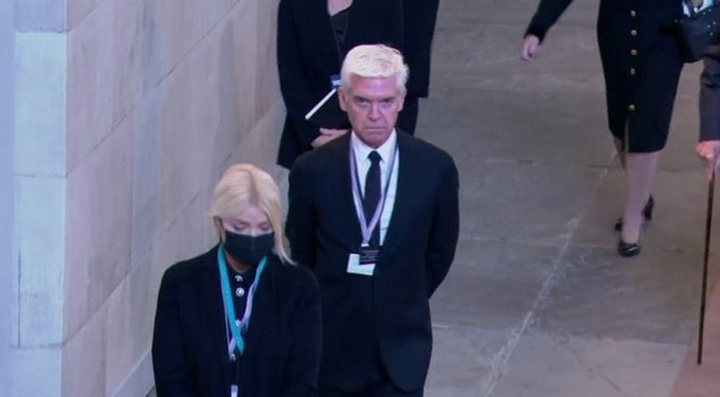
[381,133,415,254]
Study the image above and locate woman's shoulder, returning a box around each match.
[162,245,219,282]
[266,255,319,291]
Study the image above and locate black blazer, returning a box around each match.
[152,247,322,397]
[701,44,720,141]
[286,132,459,392]
[403,0,441,98]
[276,0,404,169]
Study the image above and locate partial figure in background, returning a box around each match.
[276,0,404,169]
[152,164,321,397]
[397,0,441,135]
[522,0,685,257]
[696,43,720,175]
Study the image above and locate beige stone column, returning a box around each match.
[11,0,286,396]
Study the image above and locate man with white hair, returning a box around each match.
[287,44,459,397]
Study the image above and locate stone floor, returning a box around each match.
[421,0,719,396]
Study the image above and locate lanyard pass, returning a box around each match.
[231,384,239,397]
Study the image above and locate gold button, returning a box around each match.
[628,104,636,111]
[631,30,638,36]
[630,10,637,17]
[631,49,638,56]
[630,68,636,75]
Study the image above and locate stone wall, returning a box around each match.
[10,0,285,396]
[0,0,15,395]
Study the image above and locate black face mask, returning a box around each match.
[223,231,275,267]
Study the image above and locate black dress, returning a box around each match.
[526,0,685,153]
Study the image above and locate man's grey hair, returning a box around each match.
[341,44,409,89]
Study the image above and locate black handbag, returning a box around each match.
[678,0,720,62]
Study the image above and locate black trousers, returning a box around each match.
[319,380,423,397]
[319,355,423,397]
[397,95,419,135]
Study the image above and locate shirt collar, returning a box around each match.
[350,130,398,163]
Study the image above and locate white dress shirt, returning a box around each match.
[350,130,399,245]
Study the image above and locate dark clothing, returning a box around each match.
[396,95,419,136]
[152,248,322,397]
[701,44,720,141]
[526,0,685,152]
[276,0,404,169]
[331,6,352,51]
[402,0,441,98]
[286,132,459,393]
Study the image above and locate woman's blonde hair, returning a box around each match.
[209,164,292,264]
[341,44,409,89]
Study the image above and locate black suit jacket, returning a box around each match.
[152,247,322,397]
[403,0,441,98]
[276,0,404,169]
[701,44,720,141]
[286,132,459,392]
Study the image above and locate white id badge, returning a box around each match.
[230,385,238,397]
[347,253,375,276]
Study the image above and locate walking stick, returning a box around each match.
[697,170,715,365]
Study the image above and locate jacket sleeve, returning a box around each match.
[152,268,199,397]
[278,272,322,397]
[524,0,575,43]
[425,157,460,297]
[700,45,720,142]
[277,0,322,147]
[287,163,318,269]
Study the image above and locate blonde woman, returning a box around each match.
[152,164,321,397]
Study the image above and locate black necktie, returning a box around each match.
[363,151,382,247]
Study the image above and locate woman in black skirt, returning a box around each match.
[522,0,685,257]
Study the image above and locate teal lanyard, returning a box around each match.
[217,245,267,356]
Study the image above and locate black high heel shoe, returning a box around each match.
[614,195,655,231]
[618,239,641,257]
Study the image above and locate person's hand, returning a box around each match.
[521,35,541,61]
[696,140,720,179]
[311,128,348,148]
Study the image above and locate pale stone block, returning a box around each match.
[108,350,154,397]
[15,0,66,33]
[64,117,133,339]
[140,0,239,90]
[62,304,107,397]
[105,252,153,395]
[14,32,66,177]
[67,0,103,31]
[14,175,65,347]
[10,346,62,397]
[254,0,281,121]
[234,99,285,173]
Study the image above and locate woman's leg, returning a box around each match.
[621,150,661,243]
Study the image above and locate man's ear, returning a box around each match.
[338,86,349,112]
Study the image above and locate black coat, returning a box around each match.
[286,132,459,392]
[276,0,404,169]
[526,0,685,153]
[152,247,322,397]
[402,0,441,98]
[701,44,720,141]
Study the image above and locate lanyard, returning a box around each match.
[349,145,398,246]
[217,245,267,359]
